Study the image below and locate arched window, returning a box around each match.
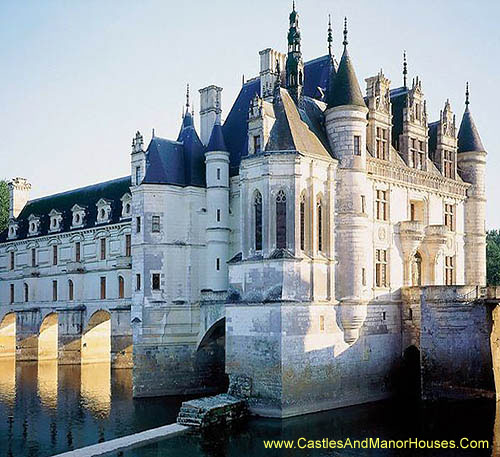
[24,283,29,302]
[254,191,263,251]
[300,193,306,251]
[118,276,125,299]
[276,190,287,249]
[317,197,323,252]
[68,280,74,301]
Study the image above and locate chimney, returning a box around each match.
[8,177,31,219]
[199,86,223,146]
[259,48,286,101]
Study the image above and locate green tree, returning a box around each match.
[0,180,9,232]
[487,230,500,286]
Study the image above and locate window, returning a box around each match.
[216,209,221,222]
[32,248,36,267]
[253,135,261,154]
[52,280,58,301]
[376,127,388,160]
[254,192,262,251]
[382,311,387,321]
[125,234,131,257]
[100,238,106,260]
[10,284,14,304]
[100,277,106,299]
[10,252,14,270]
[136,217,141,233]
[216,258,220,271]
[317,198,323,252]
[68,280,74,301]
[217,168,221,180]
[410,203,416,221]
[53,246,58,265]
[24,283,28,302]
[443,150,454,178]
[276,190,287,249]
[409,308,413,320]
[362,268,366,286]
[445,256,455,285]
[444,204,455,231]
[136,274,141,291]
[75,242,81,262]
[375,249,388,287]
[152,216,160,233]
[361,195,366,214]
[319,315,325,332]
[300,194,306,251]
[375,190,388,221]
[118,276,125,299]
[135,166,142,185]
[152,273,161,290]
[354,135,361,155]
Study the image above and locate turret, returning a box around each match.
[457,83,487,285]
[325,18,369,343]
[8,177,31,219]
[204,95,230,292]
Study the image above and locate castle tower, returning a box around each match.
[325,19,370,343]
[457,83,487,285]
[8,177,31,219]
[205,98,230,291]
[285,2,304,104]
[131,131,145,186]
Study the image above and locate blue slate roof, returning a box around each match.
[0,176,131,243]
[206,123,228,152]
[327,49,365,109]
[389,87,409,150]
[458,107,485,153]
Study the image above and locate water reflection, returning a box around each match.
[493,402,500,457]
[0,313,16,358]
[0,358,15,406]
[81,362,111,418]
[37,360,58,410]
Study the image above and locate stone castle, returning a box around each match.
[0,6,492,418]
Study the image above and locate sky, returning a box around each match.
[1,0,499,227]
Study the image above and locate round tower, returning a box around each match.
[324,19,370,343]
[205,111,230,292]
[457,83,487,286]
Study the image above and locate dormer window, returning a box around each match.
[120,193,132,219]
[71,204,86,229]
[27,214,41,236]
[49,209,63,233]
[96,199,112,224]
[7,220,19,240]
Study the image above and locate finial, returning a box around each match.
[242,74,245,85]
[152,128,155,138]
[185,83,190,110]
[327,14,333,58]
[403,50,408,88]
[274,59,282,91]
[343,17,348,48]
[465,81,470,108]
[292,0,295,11]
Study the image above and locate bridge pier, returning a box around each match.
[111,307,133,369]
[16,309,42,361]
[57,308,84,365]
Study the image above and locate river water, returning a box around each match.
[0,359,497,457]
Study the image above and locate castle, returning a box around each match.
[0,6,490,417]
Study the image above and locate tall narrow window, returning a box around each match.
[445,256,455,285]
[375,249,388,287]
[216,209,221,222]
[444,204,455,231]
[136,274,141,291]
[32,248,37,267]
[136,216,141,233]
[75,242,81,262]
[24,283,29,302]
[254,192,262,251]
[354,135,361,155]
[135,166,142,185]
[52,280,58,301]
[100,238,106,260]
[217,168,221,180]
[376,190,388,221]
[152,215,160,233]
[319,315,325,332]
[152,273,161,290]
[276,190,287,249]
[443,150,454,178]
[118,276,125,299]
[100,277,106,299]
[125,234,132,257]
[216,258,220,271]
[410,203,416,221]
[10,252,14,270]
[362,268,367,286]
[10,284,14,304]
[253,135,261,154]
[361,195,366,214]
[317,198,323,252]
[300,194,306,251]
[68,280,74,301]
[376,127,388,160]
[53,246,58,265]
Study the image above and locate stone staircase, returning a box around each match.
[177,393,247,428]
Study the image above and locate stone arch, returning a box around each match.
[38,313,58,361]
[196,318,228,392]
[82,310,111,364]
[0,313,16,358]
[401,345,421,399]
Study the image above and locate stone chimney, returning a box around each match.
[8,177,31,219]
[259,48,286,101]
[199,86,222,146]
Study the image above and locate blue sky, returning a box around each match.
[1,0,498,227]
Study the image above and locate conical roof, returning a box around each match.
[206,123,228,152]
[458,107,484,153]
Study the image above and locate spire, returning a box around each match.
[343,17,348,49]
[403,51,408,88]
[458,82,485,153]
[327,14,333,59]
[206,95,227,153]
[185,83,190,111]
[285,1,304,104]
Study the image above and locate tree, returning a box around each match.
[0,180,9,232]
[487,230,500,286]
